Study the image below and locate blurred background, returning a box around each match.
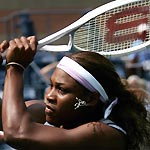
[0,0,112,41]
[0,0,150,101]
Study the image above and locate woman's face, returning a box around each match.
[45,68,87,127]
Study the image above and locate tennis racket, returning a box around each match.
[35,0,150,56]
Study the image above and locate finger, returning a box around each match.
[20,36,30,50]
[9,39,17,48]
[27,36,38,51]
[7,39,18,54]
[14,38,25,50]
[0,40,9,52]
[27,36,36,41]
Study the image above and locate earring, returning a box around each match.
[74,97,87,110]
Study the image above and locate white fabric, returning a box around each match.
[101,119,127,135]
[44,122,54,127]
[104,98,118,119]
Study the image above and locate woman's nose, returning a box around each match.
[45,88,57,103]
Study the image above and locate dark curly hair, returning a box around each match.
[68,51,150,150]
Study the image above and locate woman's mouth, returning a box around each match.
[45,104,56,113]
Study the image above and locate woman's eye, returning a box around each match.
[58,87,67,94]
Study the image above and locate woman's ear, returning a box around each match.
[86,92,100,106]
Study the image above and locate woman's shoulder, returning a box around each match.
[69,121,126,150]
[100,119,127,135]
[25,99,46,123]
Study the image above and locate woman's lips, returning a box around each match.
[45,104,56,113]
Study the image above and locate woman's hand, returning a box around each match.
[6,36,38,68]
[0,40,9,66]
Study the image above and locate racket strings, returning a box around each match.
[74,0,150,55]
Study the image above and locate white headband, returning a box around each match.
[57,56,109,103]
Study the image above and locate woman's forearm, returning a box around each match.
[2,65,28,135]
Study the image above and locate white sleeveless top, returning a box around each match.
[100,119,127,135]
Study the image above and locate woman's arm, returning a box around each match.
[0,38,46,144]
[2,36,37,137]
